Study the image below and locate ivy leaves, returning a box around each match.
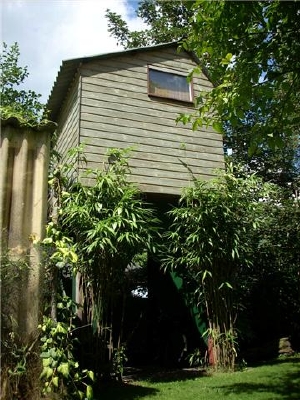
[39,309,94,399]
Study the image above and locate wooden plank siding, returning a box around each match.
[78,46,224,195]
[55,75,81,168]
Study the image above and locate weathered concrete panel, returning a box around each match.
[0,118,54,340]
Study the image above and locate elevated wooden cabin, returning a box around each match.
[47,44,221,360]
[47,42,224,198]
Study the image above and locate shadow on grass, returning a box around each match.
[96,381,159,400]
[96,367,206,399]
[96,357,300,399]
[215,378,300,400]
[217,356,300,400]
[253,355,300,366]
[124,366,208,383]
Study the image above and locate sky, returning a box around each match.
[1,0,144,103]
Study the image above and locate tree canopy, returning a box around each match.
[106,0,191,48]
[0,42,47,124]
[185,0,300,151]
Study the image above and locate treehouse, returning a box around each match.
[47,42,224,366]
[47,42,224,199]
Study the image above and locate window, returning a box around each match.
[148,67,193,103]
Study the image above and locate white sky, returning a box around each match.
[1,0,144,103]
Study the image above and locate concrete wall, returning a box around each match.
[0,118,55,339]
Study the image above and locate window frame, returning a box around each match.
[147,66,194,103]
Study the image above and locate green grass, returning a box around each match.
[97,355,300,400]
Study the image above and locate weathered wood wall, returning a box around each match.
[55,75,81,168]
[78,47,224,195]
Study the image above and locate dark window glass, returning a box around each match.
[148,68,193,102]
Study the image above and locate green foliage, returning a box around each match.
[185,0,300,147]
[48,147,160,377]
[61,149,158,265]
[163,168,275,369]
[61,148,159,332]
[187,348,204,368]
[163,168,270,276]
[0,253,29,341]
[6,334,28,378]
[112,345,128,381]
[0,254,39,398]
[42,221,78,270]
[1,331,38,399]
[0,254,29,327]
[39,297,94,399]
[41,146,87,322]
[106,0,192,48]
[223,113,300,187]
[40,216,79,323]
[0,42,48,124]
[38,146,96,398]
[237,192,300,347]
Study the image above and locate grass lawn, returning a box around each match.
[97,355,300,400]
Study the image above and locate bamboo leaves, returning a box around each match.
[163,169,272,369]
[60,148,160,372]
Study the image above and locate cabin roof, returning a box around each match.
[46,42,202,121]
